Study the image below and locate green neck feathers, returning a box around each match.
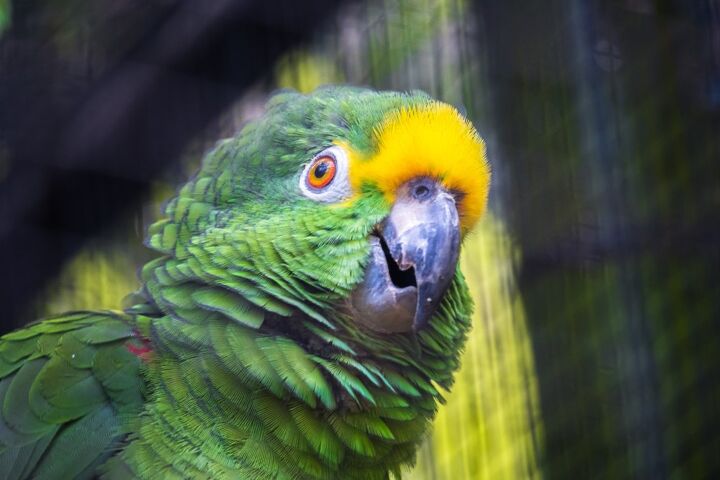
[115,187,473,478]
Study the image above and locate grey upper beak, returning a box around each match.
[351,178,461,332]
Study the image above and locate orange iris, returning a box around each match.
[306,156,337,189]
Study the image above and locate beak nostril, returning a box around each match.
[413,184,431,200]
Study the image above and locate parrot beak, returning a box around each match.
[351,178,461,333]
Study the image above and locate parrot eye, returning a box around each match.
[306,156,337,189]
[299,146,352,202]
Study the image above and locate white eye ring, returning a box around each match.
[299,145,352,203]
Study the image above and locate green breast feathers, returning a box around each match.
[0,86,490,479]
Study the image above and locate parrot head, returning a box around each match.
[144,86,489,390]
[134,86,491,477]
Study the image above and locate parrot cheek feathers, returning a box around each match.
[350,178,461,333]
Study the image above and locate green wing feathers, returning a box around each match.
[0,311,144,479]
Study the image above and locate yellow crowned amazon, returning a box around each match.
[0,86,490,479]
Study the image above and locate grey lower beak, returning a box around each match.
[351,178,461,333]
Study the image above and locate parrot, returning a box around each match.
[0,86,490,479]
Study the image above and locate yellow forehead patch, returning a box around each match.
[344,102,490,232]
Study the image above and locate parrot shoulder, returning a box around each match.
[0,310,145,479]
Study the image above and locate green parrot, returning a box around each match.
[0,86,490,479]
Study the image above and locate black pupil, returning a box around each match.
[314,161,329,178]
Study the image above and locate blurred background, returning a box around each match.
[1,0,718,478]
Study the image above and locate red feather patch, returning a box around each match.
[126,331,153,360]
